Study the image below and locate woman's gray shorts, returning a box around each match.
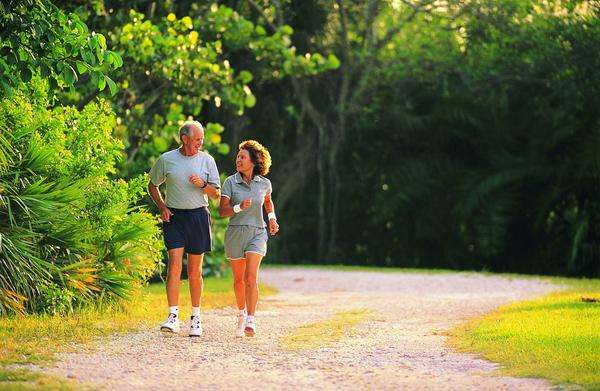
[224,226,268,259]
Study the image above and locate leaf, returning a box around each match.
[280,25,293,35]
[75,60,88,74]
[105,75,118,96]
[62,65,78,85]
[327,54,341,69]
[217,143,230,155]
[97,74,106,91]
[97,33,107,49]
[238,70,253,83]
[244,94,256,108]
[20,67,32,83]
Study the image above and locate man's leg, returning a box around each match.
[187,253,204,307]
[166,247,185,306]
[187,253,204,337]
[161,247,184,333]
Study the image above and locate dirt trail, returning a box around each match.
[49,268,559,390]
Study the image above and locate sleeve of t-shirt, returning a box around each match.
[221,177,232,198]
[207,156,221,189]
[149,155,166,186]
[266,178,272,196]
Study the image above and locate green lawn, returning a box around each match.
[449,278,600,390]
[0,276,276,390]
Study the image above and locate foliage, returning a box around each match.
[0,85,162,315]
[235,0,600,276]
[0,0,123,96]
[60,3,339,179]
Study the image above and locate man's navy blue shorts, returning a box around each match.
[162,207,212,255]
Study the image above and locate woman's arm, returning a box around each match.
[218,195,235,218]
[264,193,279,235]
[218,196,251,217]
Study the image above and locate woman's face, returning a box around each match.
[236,149,254,173]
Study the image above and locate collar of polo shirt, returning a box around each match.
[234,172,262,184]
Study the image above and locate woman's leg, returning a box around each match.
[187,253,204,307]
[244,252,263,315]
[230,258,247,310]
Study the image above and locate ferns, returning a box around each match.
[0,90,162,315]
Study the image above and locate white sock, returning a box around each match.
[238,308,247,316]
[191,306,201,317]
[246,315,255,323]
[169,306,179,316]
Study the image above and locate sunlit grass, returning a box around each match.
[449,278,600,389]
[282,309,373,351]
[0,276,276,389]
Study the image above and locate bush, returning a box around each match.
[0,84,162,315]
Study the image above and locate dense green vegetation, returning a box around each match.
[227,0,600,277]
[1,0,598,314]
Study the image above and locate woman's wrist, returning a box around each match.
[267,211,276,221]
[233,204,242,213]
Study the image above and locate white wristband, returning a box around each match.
[268,212,277,220]
[233,204,242,213]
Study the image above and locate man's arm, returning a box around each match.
[148,180,172,221]
[189,175,221,199]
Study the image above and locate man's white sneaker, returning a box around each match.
[235,313,246,338]
[244,317,256,337]
[189,315,203,337]
[160,313,180,333]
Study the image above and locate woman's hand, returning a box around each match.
[268,218,279,235]
[241,198,252,210]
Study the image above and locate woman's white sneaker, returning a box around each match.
[235,313,246,338]
[189,315,203,337]
[160,313,180,333]
[244,316,256,337]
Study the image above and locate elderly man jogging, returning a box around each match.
[148,121,221,337]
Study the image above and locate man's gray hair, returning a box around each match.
[179,120,204,141]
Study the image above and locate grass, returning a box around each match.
[0,276,277,390]
[448,277,600,390]
[281,309,373,351]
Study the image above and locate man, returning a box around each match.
[148,121,221,337]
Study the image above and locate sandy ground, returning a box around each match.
[48,267,561,390]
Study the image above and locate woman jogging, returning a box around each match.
[218,140,279,337]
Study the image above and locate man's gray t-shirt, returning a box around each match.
[149,148,220,209]
[221,172,272,228]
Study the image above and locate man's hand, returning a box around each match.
[241,198,252,210]
[159,205,173,222]
[268,218,279,235]
[189,174,206,188]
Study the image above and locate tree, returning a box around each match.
[0,0,122,96]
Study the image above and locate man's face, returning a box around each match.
[183,126,204,154]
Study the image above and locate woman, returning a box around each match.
[218,140,279,337]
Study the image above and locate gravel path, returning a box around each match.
[49,267,561,390]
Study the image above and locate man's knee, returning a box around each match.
[167,261,183,276]
[188,266,202,281]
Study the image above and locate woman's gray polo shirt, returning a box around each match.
[221,172,272,228]
[149,148,220,209]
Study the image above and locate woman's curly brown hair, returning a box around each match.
[239,140,272,176]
